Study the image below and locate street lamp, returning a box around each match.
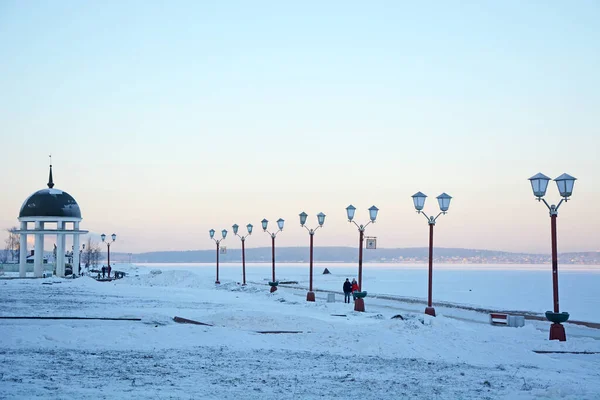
[100,233,116,278]
[209,229,228,284]
[411,192,452,317]
[346,205,378,312]
[80,243,85,274]
[232,223,253,286]
[528,172,577,341]
[299,211,326,302]
[262,218,284,293]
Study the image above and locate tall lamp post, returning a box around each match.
[262,218,284,293]
[411,192,451,317]
[209,229,228,284]
[346,205,378,312]
[529,172,576,341]
[80,244,85,274]
[101,233,116,278]
[232,223,253,286]
[299,212,326,302]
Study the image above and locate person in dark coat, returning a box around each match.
[107,265,112,278]
[101,266,106,278]
[343,278,352,303]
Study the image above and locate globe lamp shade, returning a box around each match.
[368,205,379,222]
[529,173,551,198]
[346,205,356,221]
[411,192,427,211]
[436,193,452,212]
[554,173,577,199]
[299,212,308,226]
[317,212,326,226]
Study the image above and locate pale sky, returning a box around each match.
[1,1,598,254]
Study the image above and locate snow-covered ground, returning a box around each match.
[1,263,600,399]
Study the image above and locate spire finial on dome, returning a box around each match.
[48,154,54,189]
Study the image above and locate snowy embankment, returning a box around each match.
[1,264,600,399]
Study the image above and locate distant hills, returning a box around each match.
[107,247,600,265]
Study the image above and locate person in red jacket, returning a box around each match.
[351,279,359,293]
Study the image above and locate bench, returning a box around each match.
[489,313,526,327]
[489,313,509,325]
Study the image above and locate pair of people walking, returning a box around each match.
[101,265,112,278]
[343,278,359,303]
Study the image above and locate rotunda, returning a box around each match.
[17,164,88,277]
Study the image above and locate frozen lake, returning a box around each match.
[135,262,600,322]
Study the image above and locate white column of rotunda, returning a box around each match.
[17,164,88,278]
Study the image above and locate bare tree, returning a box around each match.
[5,227,20,263]
[0,246,7,264]
[92,248,102,267]
[83,238,103,268]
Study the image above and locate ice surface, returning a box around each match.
[1,263,600,399]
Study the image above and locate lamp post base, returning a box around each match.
[549,323,566,341]
[306,291,315,302]
[354,298,365,312]
[215,280,220,285]
[425,307,436,317]
[270,286,277,293]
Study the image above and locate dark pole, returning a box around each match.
[216,242,220,284]
[428,223,434,308]
[271,235,276,282]
[309,233,314,292]
[551,214,559,313]
[358,229,364,291]
[425,222,436,316]
[242,238,246,285]
[548,211,566,341]
[107,243,111,277]
[353,228,366,312]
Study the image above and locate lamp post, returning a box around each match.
[209,229,228,284]
[528,172,576,341]
[69,246,75,278]
[346,205,378,312]
[411,192,452,317]
[232,223,253,285]
[80,244,85,274]
[299,212,326,302]
[262,218,284,293]
[100,233,116,278]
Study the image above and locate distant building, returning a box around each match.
[25,250,48,264]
